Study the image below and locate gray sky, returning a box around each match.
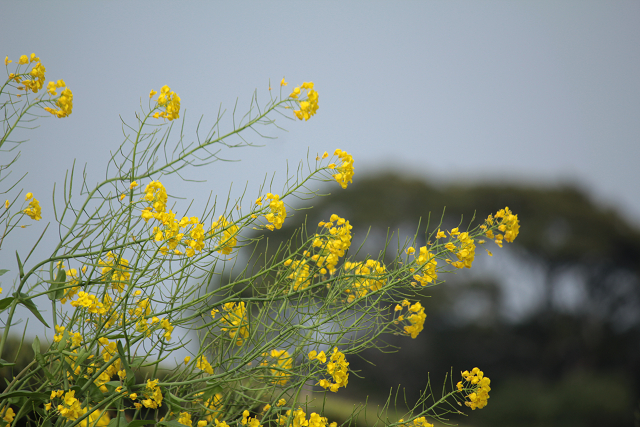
[2,1,639,226]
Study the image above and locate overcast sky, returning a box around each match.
[2,1,639,350]
[3,1,639,225]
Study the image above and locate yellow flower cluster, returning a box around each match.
[394,300,426,339]
[141,181,209,257]
[197,355,214,375]
[212,216,239,255]
[53,325,83,349]
[481,206,520,248]
[10,54,45,93]
[308,350,327,363]
[290,82,318,121]
[23,62,46,93]
[284,259,311,290]
[456,367,491,410]
[203,393,224,422]
[23,192,42,221]
[261,349,293,385]
[2,407,15,427]
[178,412,193,427]
[241,409,262,427]
[412,246,437,286]
[128,297,151,335]
[256,193,287,230]
[343,259,387,303]
[55,390,82,420]
[398,417,433,427]
[311,347,349,392]
[313,214,353,274]
[142,180,168,214]
[212,301,249,346]
[443,228,476,269]
[328,149,354,189]
[142,379,163,409]
[97,338,123,378]
[58,267,81,304]
[44,82,74,118]
[160,318,174,341]
[489,206,520,246]
[152,85,181,121]
[70,291,107,314]
[278,408,336,427]
[99,251,131,292]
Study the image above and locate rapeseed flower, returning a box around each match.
[212,216,239,255]
[328,149,354,189]
[23,195,42,220]
[457,367,491,410]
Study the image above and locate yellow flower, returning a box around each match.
[178,412,192,427]
[197,355,214,374]
[276,399,286,407]
[44,86,74,118]
[153,85,181,121]
[149,89,157,98]
[219,301,249,345]
[3,407,15,423]
[330,149,354,189]
[212,216,239,255]
[18,55,28,65]
[263,193,287,230]
[4,200,9,209]
[413,246,437,286]
[459,368,491,410]
[25,192,33,201]
[292,82,319,121]
[130,181,138,189]
[263,349,293,385]
[343,259,387,302]
[280,78,287,86]
[24,198,42,221]
[4,56,12,65]
[317,347,349,392]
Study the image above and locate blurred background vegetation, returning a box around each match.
[238,173,640,426]
[2,174,638,426]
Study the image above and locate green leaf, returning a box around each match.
[162,392,184,415]
[0,269,8,276]
[128,421,156,427]
[32,336,54,382]
[0,390,48,400]
[48,269,66,301]
[200,384,223,402]
[116,341,135,388]
[17,292,50,328]
[32,336,41,357]
[106,413,127,427]
[0,297,13,312]
[159,421,187,427]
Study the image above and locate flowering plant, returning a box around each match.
[0,57,519,427]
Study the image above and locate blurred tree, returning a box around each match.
[246,173,639,426]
